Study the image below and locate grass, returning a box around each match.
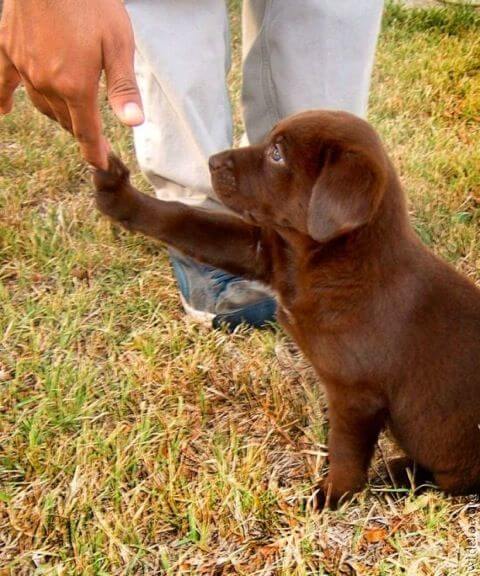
[1,1,480,574]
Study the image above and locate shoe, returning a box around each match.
[168,249,276,331]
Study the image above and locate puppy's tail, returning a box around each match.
[93,154,130,192]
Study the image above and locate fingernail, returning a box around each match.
[122,102,144,125]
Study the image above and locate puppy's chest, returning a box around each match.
[275,283,317,348]
[273,260,315,320]
[274,274,302,323]
[270,245,323,342]
[276,299,342,382]
[272,269,358,374]
[276,304,304,343]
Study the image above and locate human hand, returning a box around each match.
[0,0,144,169]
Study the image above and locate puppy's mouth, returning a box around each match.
[209,153,263,225]
[209,162,236,197]
[211,179,259,224]
[209,167,245,218]
[211,169,235,191]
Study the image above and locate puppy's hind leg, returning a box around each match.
[386,456,434,492]
[434,469,480,497]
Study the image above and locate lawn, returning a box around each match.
[1,2,480,574]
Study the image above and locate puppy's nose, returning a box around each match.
[209,151,234,171]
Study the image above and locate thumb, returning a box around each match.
[0,49,20,114]
[104,27,144,127]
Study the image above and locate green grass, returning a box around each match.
[1,2,480,574]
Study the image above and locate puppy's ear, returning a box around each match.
[307,148,385,243]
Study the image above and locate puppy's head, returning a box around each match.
[210,110,389,243]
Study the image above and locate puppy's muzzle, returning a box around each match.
[209,151,237,198]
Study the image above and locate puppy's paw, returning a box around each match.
[93,153,130,192]
[310,476,364,511]
[93,154,138,225]
[310,481,341,511]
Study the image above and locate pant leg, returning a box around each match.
[125,0,232,212]
[242,0,384,145]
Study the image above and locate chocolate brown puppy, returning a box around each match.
[94,110,480,508]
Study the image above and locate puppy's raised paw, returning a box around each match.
[93,153,130,193]
[93,154,139,225]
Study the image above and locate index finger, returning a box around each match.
[67,94,109,169]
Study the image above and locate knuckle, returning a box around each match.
[28,66,89,100]
[55,78,86,101]
[109,75,138,98]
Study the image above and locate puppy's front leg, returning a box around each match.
[94,155,271,283]
[315,390,385,509]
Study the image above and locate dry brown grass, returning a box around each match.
[1,2,480,574]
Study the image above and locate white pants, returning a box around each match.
[126,0,384,213]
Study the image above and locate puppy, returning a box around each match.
[94,110,480,508]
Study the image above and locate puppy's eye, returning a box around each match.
[269,143,284,163]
